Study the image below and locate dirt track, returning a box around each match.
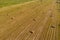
[0,0,58,40]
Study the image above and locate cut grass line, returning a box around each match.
[14,10,46,40]
[33,10,52,40]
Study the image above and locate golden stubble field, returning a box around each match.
[0,0,59,40]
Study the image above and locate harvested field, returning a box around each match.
[0,0,59,40]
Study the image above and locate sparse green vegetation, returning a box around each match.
[0,0,32,7]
